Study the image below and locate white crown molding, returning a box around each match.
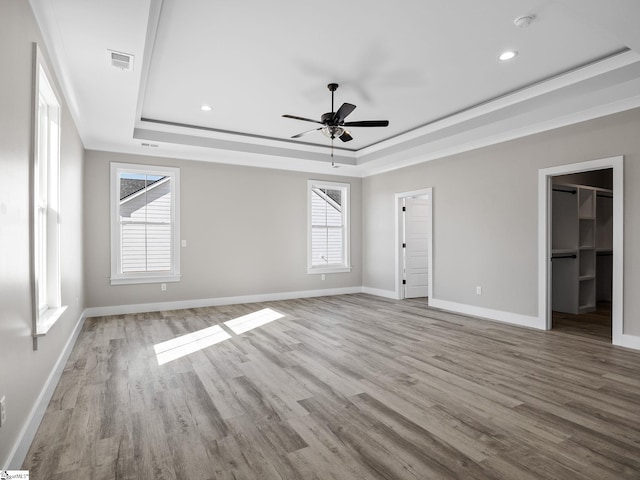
[357,94,640,177]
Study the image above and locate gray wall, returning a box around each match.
[0,0,85,467]
[362,107,640,335]
[84,151,362,308]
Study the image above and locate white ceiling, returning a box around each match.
[30,0,640,176]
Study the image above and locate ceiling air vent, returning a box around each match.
[108,50,134,71]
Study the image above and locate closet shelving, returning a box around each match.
[552,183,612,315]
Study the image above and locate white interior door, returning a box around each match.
[404,197,429,298]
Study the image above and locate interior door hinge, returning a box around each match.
[402,206,406,212]
[402,279,406,285]
[402,243,406,248]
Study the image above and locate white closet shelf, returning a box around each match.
[552,248,578,255]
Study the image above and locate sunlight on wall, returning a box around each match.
[154,324,231,365]
[223,308,284,335]
[153,308,285,365]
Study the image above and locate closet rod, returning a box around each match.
[552,188,576,194]
[551,254,577,260]
[596,193,613,198]
[596,252,613,256]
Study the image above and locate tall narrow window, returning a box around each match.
[32,44,66,337]
[110,163,181,285]
[308,180,351,274]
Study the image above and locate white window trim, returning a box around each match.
[110,162,181,285]
[307,180,352,275]
[31,43,66,343]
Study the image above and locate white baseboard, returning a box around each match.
[362,287,399,299]
[5,309,87,469]
[85,286,365,317]
[429,298,544,330]
[621,333,640,351]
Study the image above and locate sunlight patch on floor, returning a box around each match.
[224,308,284,335]
[153,308,285,365]
[154,325,231,365]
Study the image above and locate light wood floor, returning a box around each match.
[24,294,640,479]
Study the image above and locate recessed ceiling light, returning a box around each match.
[499,50,518,61]
[201,105,212,112]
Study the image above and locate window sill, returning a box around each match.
[308,266,352,275]
[34,305,68,337]
[110,274,182,286]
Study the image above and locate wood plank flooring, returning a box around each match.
[553,302,612,343]
[23,294,640,479]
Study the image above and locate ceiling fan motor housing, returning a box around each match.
[322,112,337,124]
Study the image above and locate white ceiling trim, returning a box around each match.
[133,0,163,130]
[357,95,640,177]
[27,0,640,179]
[358,49,637,158]
[133,48,640,177]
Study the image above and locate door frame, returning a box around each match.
[395,188,433,301]
[538,156,623,344]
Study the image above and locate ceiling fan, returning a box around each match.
[283,83,389,144]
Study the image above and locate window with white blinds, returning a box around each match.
[110,163,181,285]
[308,180,351,274]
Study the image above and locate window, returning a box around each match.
[110,163,181,285]
[308,180,351,274]
[32,45,66,336]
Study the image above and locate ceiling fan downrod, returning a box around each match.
[328,83,339,115]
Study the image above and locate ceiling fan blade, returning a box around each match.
[342,120,389,127]
[339,130,353,142]
[291,127,322,138]
[282,114,323,124]
[332,103,356,123]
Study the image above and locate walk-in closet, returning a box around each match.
[551,169,613,341]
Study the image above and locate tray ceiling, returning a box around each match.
[30,0,640,175]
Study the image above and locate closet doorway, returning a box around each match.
[538,156,623,346]
[550,169,613,342]
[395,188,433,301]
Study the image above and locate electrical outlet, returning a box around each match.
[0,396,6,427]
[161,283,167,291]
[321,274,325,281]
[476,286,482,295]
